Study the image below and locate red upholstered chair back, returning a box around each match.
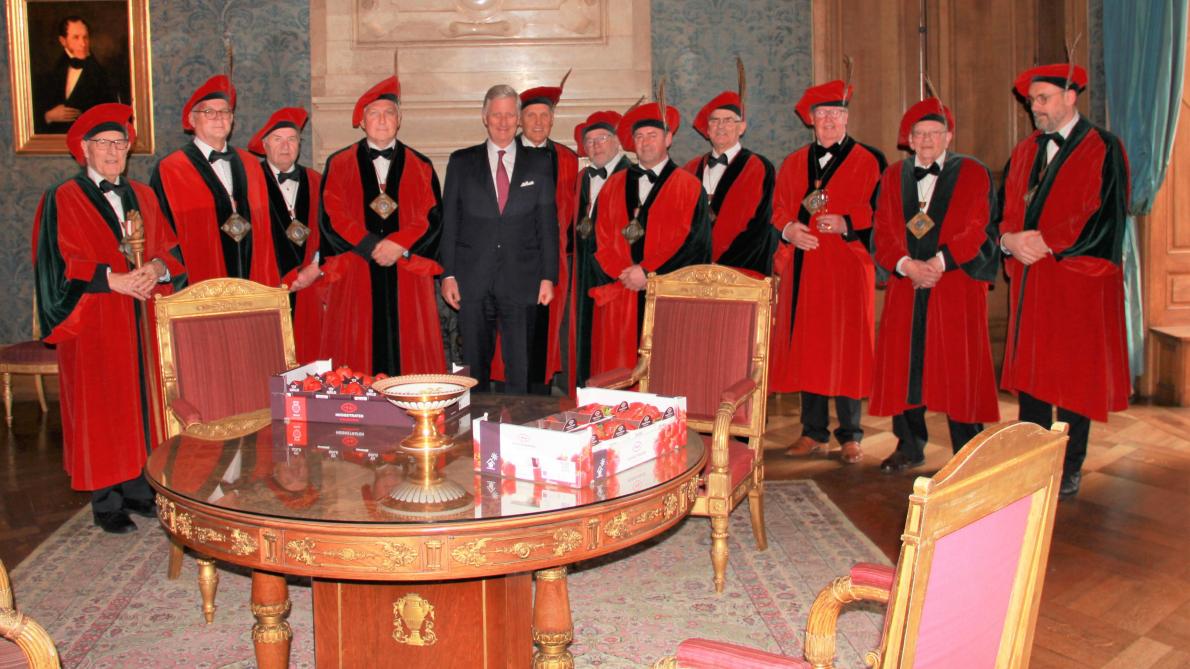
[639,265,773,438]
[876,422,1068,668]
[155,279,296,438]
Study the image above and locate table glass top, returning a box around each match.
[146,394,704,525]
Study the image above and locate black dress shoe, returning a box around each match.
[93,511,137,534]
[880,451,925,473]
[1059,470,1082,500]
[123,498,158,518]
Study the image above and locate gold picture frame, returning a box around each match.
[6,0,153,154]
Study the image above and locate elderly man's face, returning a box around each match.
[83,129,129,182]
[264,127,301,172]
[59,20,90,59]
[907,119,952,165]
[189,97,233,148]
[811,105,848,147]
[707,109,746,154]
[520,103,554,146]
[1027,81,1077,134]
[483,95,519,147]
[632,126,672,169]
[362,100,400,146]
[583,128,620,168]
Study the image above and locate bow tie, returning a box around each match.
[586,165,608,180]
[707,153,729,168]
[207,148,233,163]
[98,180,128,195]
[913,163,941,181]
[67,57,86,68]
[368,146,395,161]
[813,143,840,160]
[276,169,299,184]
[1038,132,1065,149]
[630,166,658,183]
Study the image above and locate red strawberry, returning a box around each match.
[301,374,323,392]
[341,382,365,396]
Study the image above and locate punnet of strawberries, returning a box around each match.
[286,365,389,397]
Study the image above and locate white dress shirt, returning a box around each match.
[88,167,125,222]
[637,158,669,202]
[703,143,741,196]
[367,140,397,185]
[486,139,517,192]
[896,152,947,276]
[193,137,235,201]
[268,161,300,213]
[64,50,83,99]
[520,136,547,149]
[587,152,624,216]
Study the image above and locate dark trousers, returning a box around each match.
[801,392,863,444]
[892,406,984,460]
[1018,391,1090,476]
[91,473,154,515]
[460,292,535,395]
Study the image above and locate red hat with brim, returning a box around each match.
[353,76,401,128]
[574,110,622,157]
[248,107,309,155]
[520,85,563,109]
[897,97,954,149]
[1014,64,1088,97]
[616,103,681,154]
[693,91,743,140]
[182,75,236,132]
[67,102,136,165]
[795,80,853,127]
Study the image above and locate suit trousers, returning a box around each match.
[800,391,863,444]
[460,292,536,394]
[91,474,154,515]
[892,406,984,460]
[1017,391,1090,476]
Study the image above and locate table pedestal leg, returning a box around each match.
[251,570,292,669]
[196,556,218,623]
[532,566,574,669]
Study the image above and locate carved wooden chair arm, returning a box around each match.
[704,377,759,491]
[802,563,894,669]
[0,561,61,669]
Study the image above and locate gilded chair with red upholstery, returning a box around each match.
[654,421,1068,669]
[0,559,60,669]
[587,264,773,592]
[153,278,296,622]
[0,296,58,428]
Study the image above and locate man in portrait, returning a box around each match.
[33,15,121,134]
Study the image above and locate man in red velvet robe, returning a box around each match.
[771,80,886,464]
[587,103,711,379]
[33,104,186,533]
[1000,64,1130,499]
[870,99,1000,472]
[318,76,446,376]
[247,107,326,363]
[150,75,277,286]
[569,110,632,393]
[683,91,776,277]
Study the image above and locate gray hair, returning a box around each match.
[482,84,521,115]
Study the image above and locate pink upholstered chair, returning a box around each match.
[587,264,773,592]
[654,421,1069,669]
[153,278,297,622]
[0,559,60,669]
[0,296,57,428]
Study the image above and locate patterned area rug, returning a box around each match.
[10,481,890,668]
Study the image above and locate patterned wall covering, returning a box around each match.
[650,0,814,167]
[0,0,309,344]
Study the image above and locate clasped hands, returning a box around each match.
[109,259,166,301]
[901,256,946,289]
[782,213,846,251]
[1001,230,1052,266]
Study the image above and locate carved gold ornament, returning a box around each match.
[392,594,437,646]
[221,213,252,243]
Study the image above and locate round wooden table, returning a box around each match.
[146,394,706,668]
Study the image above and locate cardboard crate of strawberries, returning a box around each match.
[471,387,687,488]
[269,360,471,427]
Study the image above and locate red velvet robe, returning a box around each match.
[769,137,885,398]
[682,149,777,277]
[318,140,445,376]
[1000,118,1131,421]
[32,177,186,490]
[869,155,1000,423]
[150,144,278,285]
[588,161,711,377]
[261,161,325,364]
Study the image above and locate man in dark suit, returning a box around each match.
[34,16,119,133]
[441,84,558,394]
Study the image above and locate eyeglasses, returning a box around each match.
[706,117,740,127]
[909,129,947,139]
[1026,93,1060,106]
[192,108,234,120]
[583,134,614,147]
[812,108,847,119]
[87,138,130,150]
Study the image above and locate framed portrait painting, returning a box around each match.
[6,0,153,154]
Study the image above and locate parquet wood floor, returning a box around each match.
[2,378,1187,667]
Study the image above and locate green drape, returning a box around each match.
[1104,0,1188,377]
